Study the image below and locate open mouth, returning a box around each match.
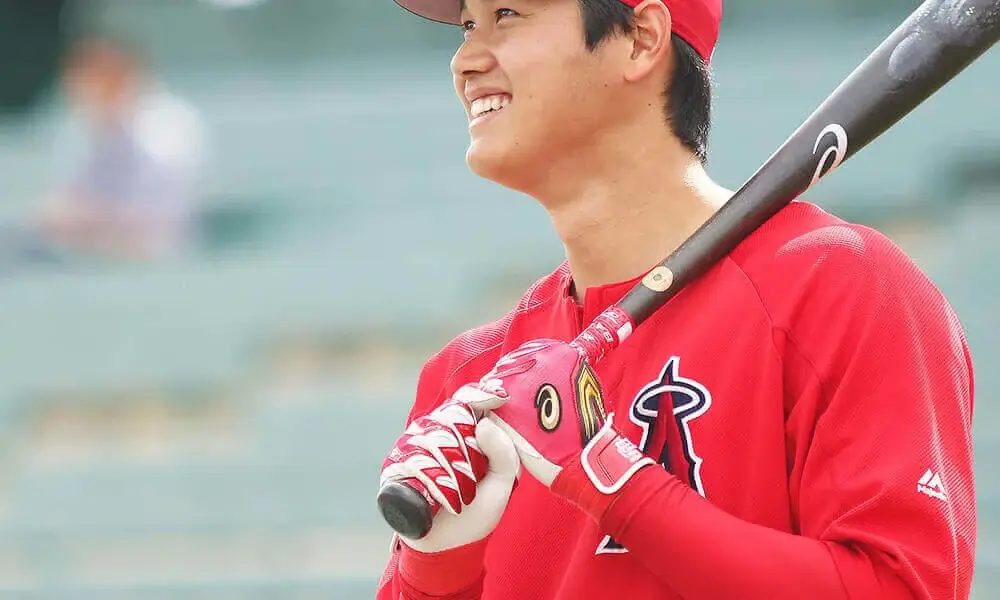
[470,94,511,123]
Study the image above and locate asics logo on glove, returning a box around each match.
[449,333,658,523]
[379,400,489,517]
[474,339,607,450]
[535,384,562,431]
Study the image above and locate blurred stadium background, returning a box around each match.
[0,0,997,598]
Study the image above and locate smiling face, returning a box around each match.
[451,0,634,192]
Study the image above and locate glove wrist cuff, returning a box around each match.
[550,421,654,522]
[552,454,614,521]
[399,537,488,597]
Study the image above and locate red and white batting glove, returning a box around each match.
[457,338,655,522]
[379,399,520,552]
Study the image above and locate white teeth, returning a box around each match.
[470,94,510,118]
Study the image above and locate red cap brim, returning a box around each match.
[394,0,462,25]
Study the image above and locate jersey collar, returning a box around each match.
[558,262,650,326]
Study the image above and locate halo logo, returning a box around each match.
[810,123,849,186]
[595,357,712,555]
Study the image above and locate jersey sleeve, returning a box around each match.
[375,535,487,600]
[783,225,976,598]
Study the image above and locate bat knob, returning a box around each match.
[377,481,434,540]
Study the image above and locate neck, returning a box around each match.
[537,132,731,302]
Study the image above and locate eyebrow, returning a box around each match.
[461,0,539,16]
[460,0,504,13]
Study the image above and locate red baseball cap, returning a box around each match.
[393,0,722,63]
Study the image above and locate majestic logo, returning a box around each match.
[810,123,849,186]
[596,357,712,555]
[917,468,949,502]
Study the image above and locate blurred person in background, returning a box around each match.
[1,33,206,267]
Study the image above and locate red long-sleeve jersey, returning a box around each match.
[375,200,977,600]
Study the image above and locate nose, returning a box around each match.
[450,34,498,83]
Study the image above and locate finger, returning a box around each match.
[487,413,543,460]
[475,418,520,480]
[381,454,462,516]
[472,420,520,522]
[487,413,562,487]
[454,384,506,414]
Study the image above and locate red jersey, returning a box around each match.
[376,201,976,599]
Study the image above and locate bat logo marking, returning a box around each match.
[810,123,849,186]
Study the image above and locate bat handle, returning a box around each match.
[572,306,636,364]
[377,477,439,540]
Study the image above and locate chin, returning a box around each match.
[465,137,534,190]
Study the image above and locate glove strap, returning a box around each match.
[581,418,655,493]
[551,414,654,521]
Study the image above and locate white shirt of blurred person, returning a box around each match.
[42,37,206,261]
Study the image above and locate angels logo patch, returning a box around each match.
[596,357,712,555]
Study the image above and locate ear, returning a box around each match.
[623,0,672,84]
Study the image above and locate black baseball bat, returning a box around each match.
[377,0,1000,541]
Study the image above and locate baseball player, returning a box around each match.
[376,0,977,599]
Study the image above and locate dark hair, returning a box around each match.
[578,0,713,163]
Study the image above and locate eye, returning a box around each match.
[461,8,519,33]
